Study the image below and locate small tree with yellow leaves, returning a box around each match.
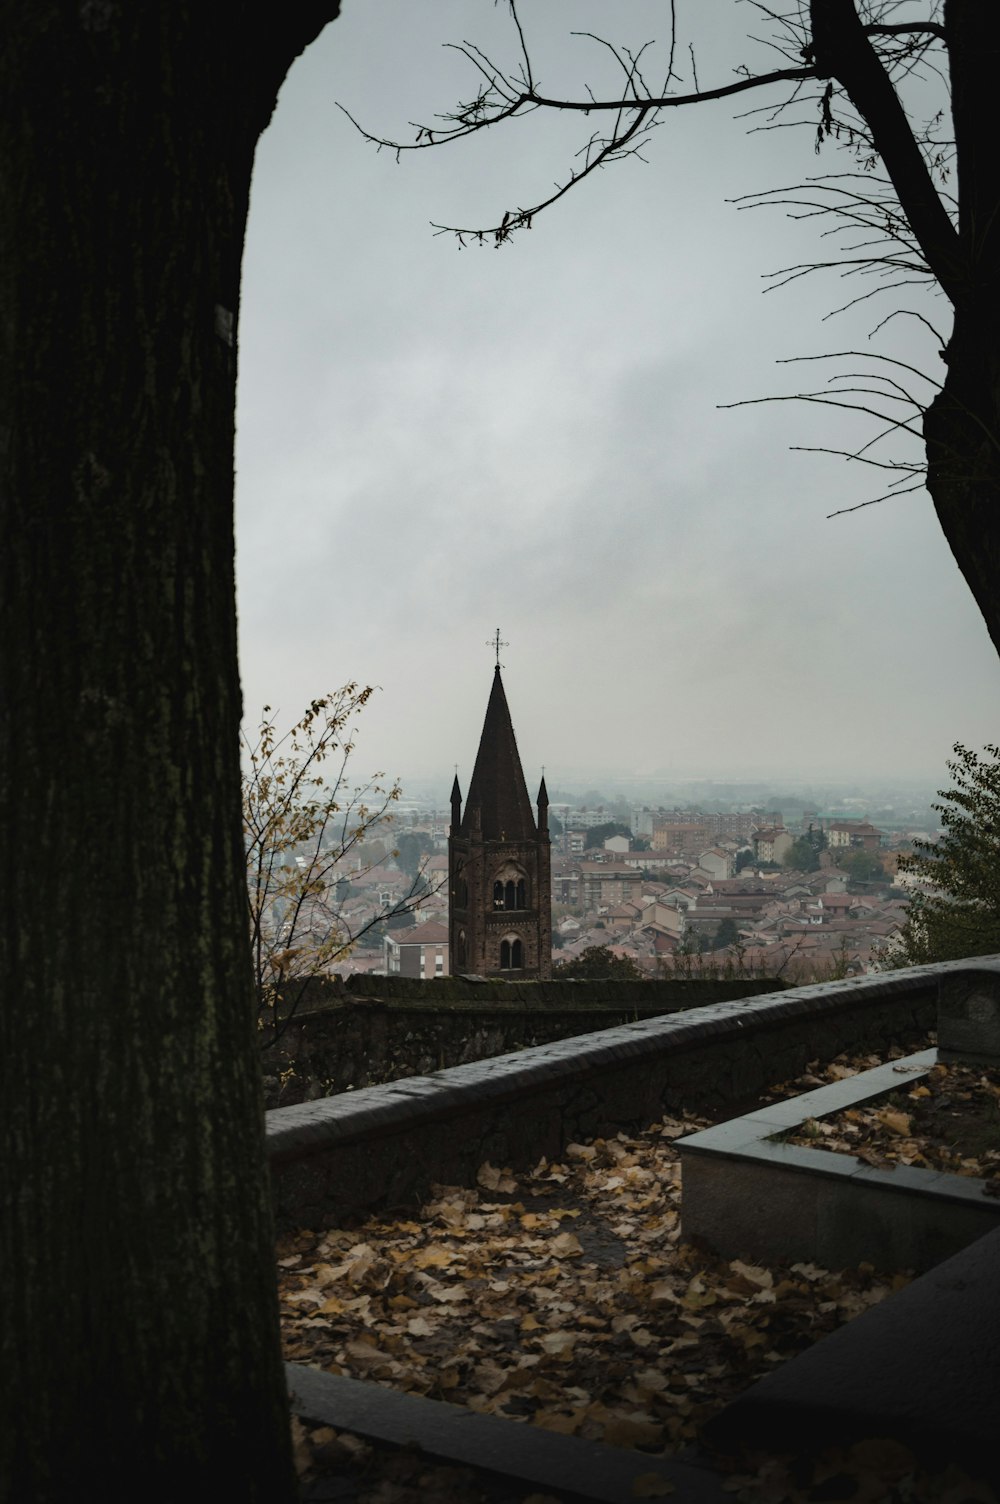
[242,686,426,1041]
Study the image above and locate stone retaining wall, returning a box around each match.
[262,973,786,1107]
[266,965,957,1229]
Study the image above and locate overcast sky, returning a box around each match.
[235,1,999,797]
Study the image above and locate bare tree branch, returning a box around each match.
[242,689,445,1050]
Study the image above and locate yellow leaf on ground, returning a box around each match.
[728,1260,773,1289]
[649,1280,679,1304]
[534,1407,585,1435]
[520,1212,550,1231]
[773,1279,804,1299]
[539,1329,577,1356]
[876,1108,912,1136]
[551,1231,584,1258]
[681,1287,716,1312]
[790,1261,829,1281]
[344,1339,384,1366]
[471,1361,508,1396]
[434,1200,470,1228]
[411,1244,454,1270]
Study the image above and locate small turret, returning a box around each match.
[536,775,549,833]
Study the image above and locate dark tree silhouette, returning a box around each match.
[347,3,1000,660]
[0,5,347,1498]
[584,821,632,850]
[554,944,644,980]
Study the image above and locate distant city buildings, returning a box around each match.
[826,820,884,850]
[313,726,930,982]
[752,826,793,865]
[384,919,449,979]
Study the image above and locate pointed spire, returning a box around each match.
[536,774,549,833]
[462,667,536,842]
[450,774,462,830]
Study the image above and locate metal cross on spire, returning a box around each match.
[487,627,508,668]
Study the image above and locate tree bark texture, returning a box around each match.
[0,5,337,1497]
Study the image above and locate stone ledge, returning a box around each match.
[266,963,956,1227]
[938,963,1000,1061]
[268,969,944,1166]
[287,1363,730,1504]
[678,1045,1000,1271]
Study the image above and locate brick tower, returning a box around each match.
[448,666,551,979]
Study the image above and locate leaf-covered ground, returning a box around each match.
[280,1036,997,1499]
[783,1060,1000,1186]
[279,1114,908,1452]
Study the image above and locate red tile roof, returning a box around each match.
[392,919,449,946]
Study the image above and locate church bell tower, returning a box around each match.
[448,657,551,979]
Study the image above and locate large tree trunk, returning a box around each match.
[0,7,334,1496]
[924,311,1000,659]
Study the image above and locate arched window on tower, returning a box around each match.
[493,865,528,910]
[499,935,523,971]
[457,930,466,968]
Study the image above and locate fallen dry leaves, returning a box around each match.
[783,1059,1000,1187]
[282,1035,1000,1500]
[278,1104,910,1455]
